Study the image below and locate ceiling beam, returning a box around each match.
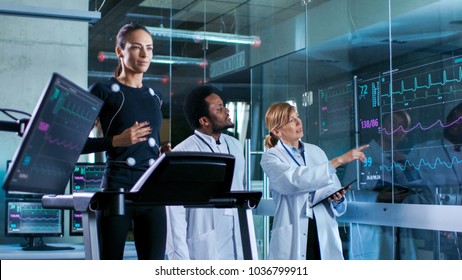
[0,4,100,23]
[89,0,144,40]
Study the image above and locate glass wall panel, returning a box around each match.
[250,0,462,260]
[387,0,462,260]
[84,0,462,260]
[398,227,462,260]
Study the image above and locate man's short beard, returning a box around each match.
[212,123,235,133]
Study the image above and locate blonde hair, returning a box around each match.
[264,102,297,149]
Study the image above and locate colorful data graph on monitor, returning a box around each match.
[6,201,63,235]
[3,73,103,195]
[319,81,355,135]
[355,55,462,189]
[71,163,105,193]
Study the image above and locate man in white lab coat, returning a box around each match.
[166,85,247,260]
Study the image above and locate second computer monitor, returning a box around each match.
[69,163,105,235]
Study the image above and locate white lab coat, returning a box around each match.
[260,141,346,260]
[166,131,246,260]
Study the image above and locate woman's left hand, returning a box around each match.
[330,185,351,202]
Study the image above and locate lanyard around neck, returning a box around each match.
[195,132,230,154]
[281,141,305,166]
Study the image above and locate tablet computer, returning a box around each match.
[311,179,357,208]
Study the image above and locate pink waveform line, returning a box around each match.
[44,133,81,150]
[383,116,462,135]
[74,176,101,183]
[21,217,59,221]
[78,179,102,183]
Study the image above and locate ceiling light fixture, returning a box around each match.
[145,26,261,47]
[97,52,208,68]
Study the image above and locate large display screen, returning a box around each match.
[3,73,103,195]
[343,54,462,205]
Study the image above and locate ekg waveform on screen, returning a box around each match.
[381,62,462,108]
[7,201,62,235]
[381,155,462,172]
[3,73,103,195]
[71,164,105,193]
[384,67,462,96]
[319,81,355,135]
[69,163,105,235]
[382,116,462,135]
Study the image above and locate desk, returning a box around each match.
[0,242,137,260]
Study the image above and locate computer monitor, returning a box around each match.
[5,200,72,251]
[3,73,103,195]
[70,210,84,236]
[71,163,105,193]
[69,163,105,235]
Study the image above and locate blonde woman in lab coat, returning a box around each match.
[260,102,368,260]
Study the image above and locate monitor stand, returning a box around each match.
[21,237,74,251]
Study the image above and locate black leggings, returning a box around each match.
[98,204,167,260]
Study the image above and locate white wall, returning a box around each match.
[0,0,90,244]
